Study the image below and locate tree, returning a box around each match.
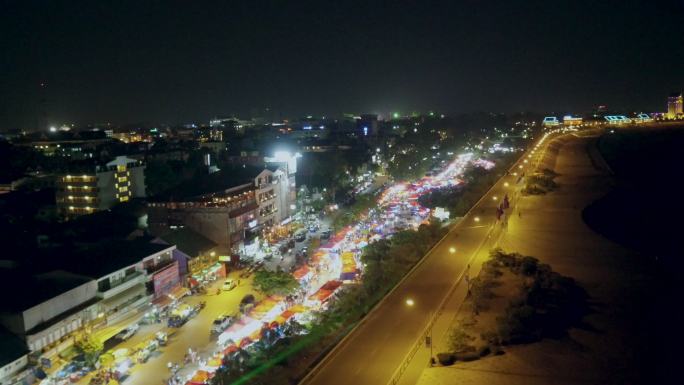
[145,160,178,196]
[75,334,104,365]
[98,352,115,368]
[253,269,299,296]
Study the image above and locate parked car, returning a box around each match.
[239,294,256,314]
[168,315,187,328]
[321,229,332,239]
[295,230,307,242]
[115,324,139,340]
[211,314,231,334]
[222,279,237,291]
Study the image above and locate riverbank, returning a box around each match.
[419,128,683,385]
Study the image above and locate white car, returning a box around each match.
[211,314,231,334]
[222,279,237,291]
[116,324,139,340]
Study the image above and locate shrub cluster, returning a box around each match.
[522,168,559,195]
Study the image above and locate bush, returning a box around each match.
[497,304,538,344]
[491,249,516,267]
[477,345,491,357]
[480,331,500,345]
[437,353,455,366]
[522,185,546,195]
[523,172,559,195]
[453,351,480,362]
[449,329,475,352]
[481,260,502,278]
[540,168,559,178]
[519,256,539,276]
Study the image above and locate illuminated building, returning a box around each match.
[210,116,249,134]
[562,115,583,126]
[148,160,297,255]
[55,156,146,219]
[0,241,178,380]
[148,184,258,255]
[542,116,560,128]
[264,151,300,219]
[357,114,378,136]
[604,115,631,125]
[667,92,683,119]
[634,113,653,123]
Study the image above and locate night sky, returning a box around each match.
[1,0,683,130]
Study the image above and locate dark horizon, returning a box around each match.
[2,0,683,130]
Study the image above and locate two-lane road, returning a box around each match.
[300,140,548,385]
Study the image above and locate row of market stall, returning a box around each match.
[175,152,481,384]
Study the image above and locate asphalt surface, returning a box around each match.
[300,144,541,385]
[72,275,261,385]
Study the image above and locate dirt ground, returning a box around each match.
[417,131,675,385]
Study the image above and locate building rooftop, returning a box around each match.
[0,326,28,367]
[158,228,217,258]
[152,165,265,202]
[62,239,173,279]
[0,269,94,313]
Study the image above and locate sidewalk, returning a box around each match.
[415,131,648,384]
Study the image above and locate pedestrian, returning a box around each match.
[237,279,241,286]
[518,210,521,218]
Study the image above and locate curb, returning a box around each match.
[299,149,531,385]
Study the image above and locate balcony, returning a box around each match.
[98,271,146,300]
[258,193,276,204]
[144,258,176,275]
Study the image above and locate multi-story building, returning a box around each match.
[0,270,101,358]
[64,241,178,337]
[0,240,180,383]
[149,160,297,255]
[55,156,146,219]
[148,181,259,254]
[667,92,683,119]
[562,115,583,126]
[264,151,299,218]
[357,114,378,136]
[0,327,28,385]
[153,228,222,286]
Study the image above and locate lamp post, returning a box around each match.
[407,298,435,365]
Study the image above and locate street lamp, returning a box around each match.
[405,298,415,307]
[474,216,480,223]
[449,247,456,254]
[503,182,509,187]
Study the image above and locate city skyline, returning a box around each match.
[2,0,684,130]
